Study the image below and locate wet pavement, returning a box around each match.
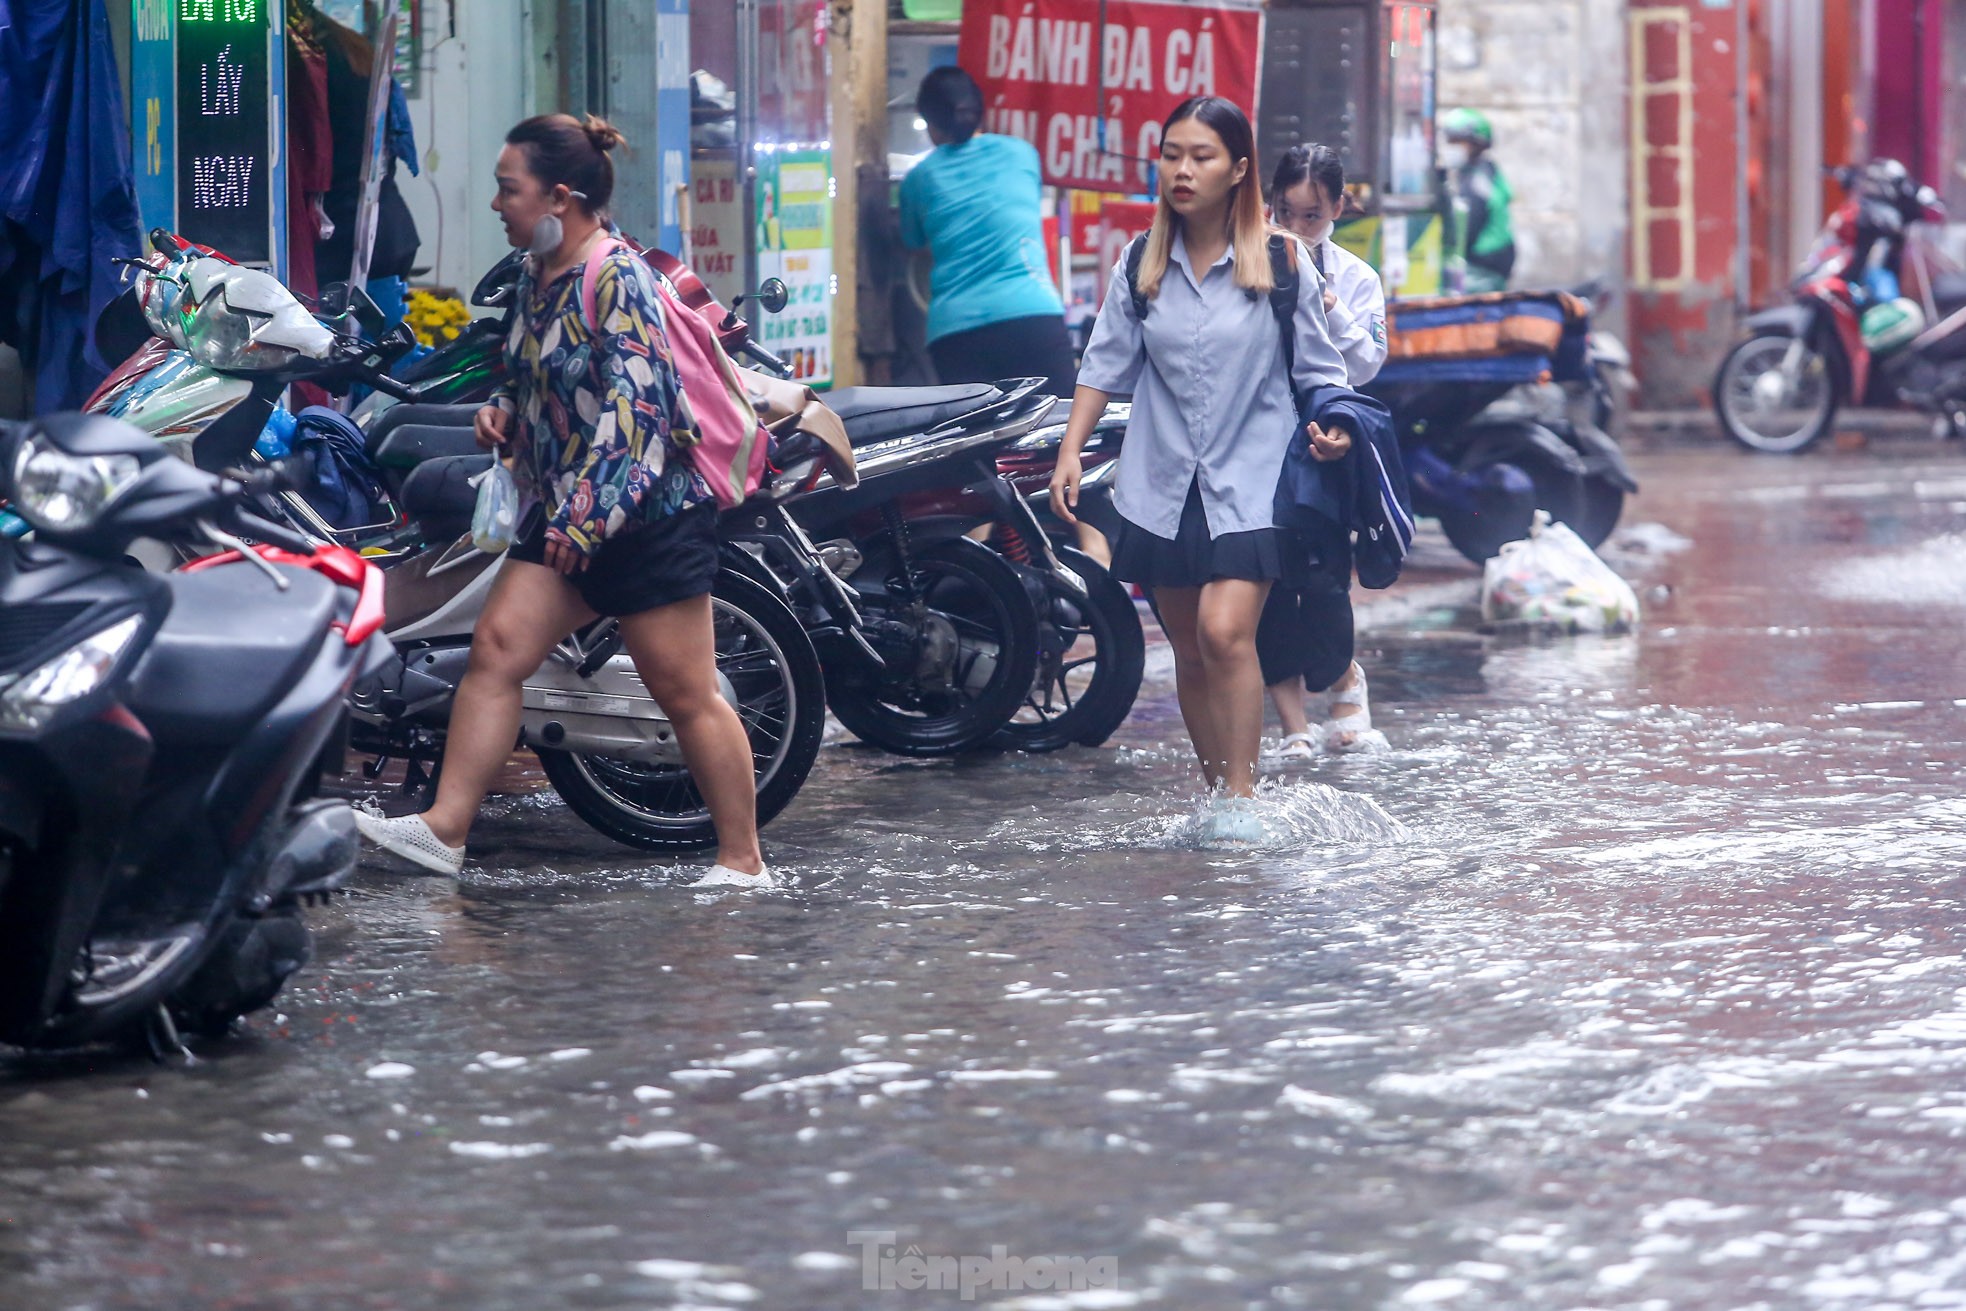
[8,440,1966,1310]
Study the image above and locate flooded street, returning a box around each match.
[9,442,1966,1310]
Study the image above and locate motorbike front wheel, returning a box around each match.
[829,536,1041,757]
[1571,475,1626,549]
[536,569,826,851]
[993,547,1145,752]
[1714,332,1839,454]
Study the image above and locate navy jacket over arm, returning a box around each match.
[1274,384,1414,591]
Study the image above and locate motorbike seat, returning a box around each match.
[399,453,494,545]
[364,402,482,469]
[128,565,341,744]
[823,383,1005,446]
[1931,272,1966,316]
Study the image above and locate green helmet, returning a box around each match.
[1442,108,1493,148]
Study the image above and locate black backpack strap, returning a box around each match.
[1269,233,1300,379]
[1124,234,1150,320]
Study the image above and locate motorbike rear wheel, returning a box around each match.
[993,547,1145,752]
[1714,331,1839,454]
[829,536,1040,757]
[536,569,825,851]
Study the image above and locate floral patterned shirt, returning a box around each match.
[489,248,709,556]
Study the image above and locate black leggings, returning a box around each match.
[929,314,1077,399]
[1256,586,1355,690]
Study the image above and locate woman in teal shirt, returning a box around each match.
[899,67,1074,397]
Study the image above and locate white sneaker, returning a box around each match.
[352,810,465,875]
[1201,797,1272,848]
[694,863,773,890]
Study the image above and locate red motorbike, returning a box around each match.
[1714,159,1966,453]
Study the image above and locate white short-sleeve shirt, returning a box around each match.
[1315,239,1389,387]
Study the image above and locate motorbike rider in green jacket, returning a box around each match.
[1443,108,1516,294]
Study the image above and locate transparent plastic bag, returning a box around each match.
[468,460,518,555]
[1481,511,1640,634]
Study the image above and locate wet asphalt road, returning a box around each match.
[7,440,1966,1310]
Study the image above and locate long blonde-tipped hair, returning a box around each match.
[1134,96,1273,302]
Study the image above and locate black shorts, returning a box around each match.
[1256,585,1355,690]
[509,502,720,617]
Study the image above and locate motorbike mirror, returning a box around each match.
[345,284,388,338]
[757,278,791,315]
[316,282,389,341]
[472,250,525,308]
[93,286,152,367]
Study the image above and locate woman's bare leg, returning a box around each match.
[1270,674,1311,741]
[618,594,764,874]
[1194,578,1273,797]
[1152,586,1226,789]
[422,561,597,847]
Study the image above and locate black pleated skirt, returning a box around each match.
[1110,481,1294,590]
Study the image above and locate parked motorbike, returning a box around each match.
[1714,158,1966,453]
[1364,290,1637,562]
[0,412,391,1054]
[82,230,829,851]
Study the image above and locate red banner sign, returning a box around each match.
[1092,199,1158,299]
[958,0,1265,194]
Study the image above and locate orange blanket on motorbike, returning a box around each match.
[1385,291,1590,361]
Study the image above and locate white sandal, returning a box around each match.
[353,809,466,875]
[1324,662,1381,753]
[1275,732,1317,761]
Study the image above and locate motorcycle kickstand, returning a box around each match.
[142,1003,193,1065]
[402,753,441,800]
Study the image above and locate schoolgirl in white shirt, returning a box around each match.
[1258,143,1391,757]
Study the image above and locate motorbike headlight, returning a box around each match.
[0,614,145,732]
[10,435,142,532]
[188,305,300,372]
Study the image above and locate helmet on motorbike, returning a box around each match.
[1861,297,1926,356]
[1442,108,1494,149]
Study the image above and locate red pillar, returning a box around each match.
[1871,0,1945,187]
[1627,0,1744,409]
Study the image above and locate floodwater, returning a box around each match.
[7,444,1966,1310]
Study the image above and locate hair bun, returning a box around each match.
[580,114,628,154]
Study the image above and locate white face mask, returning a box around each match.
[1441,143,1472,171]
[528,189,590,258]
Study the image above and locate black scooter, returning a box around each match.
[0,413,392,1055]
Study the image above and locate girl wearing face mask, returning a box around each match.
[1051,97,1352,845]
[353,114,768,888]
[1260,143,1388,758]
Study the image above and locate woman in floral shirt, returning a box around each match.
[355,114,768,888]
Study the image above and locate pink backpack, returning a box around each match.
[581,237,768,509]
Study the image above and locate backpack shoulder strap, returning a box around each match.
[1124,234,1150,320]
[578,236,628,335]
[1269,232,1300,377]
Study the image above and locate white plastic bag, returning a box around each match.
[1481,512,1640,634]
[468,459,518,555]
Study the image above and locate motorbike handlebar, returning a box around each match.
[224,500,318,555]
[737,339,793,379]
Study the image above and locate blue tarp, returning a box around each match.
[0,0,145,412]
